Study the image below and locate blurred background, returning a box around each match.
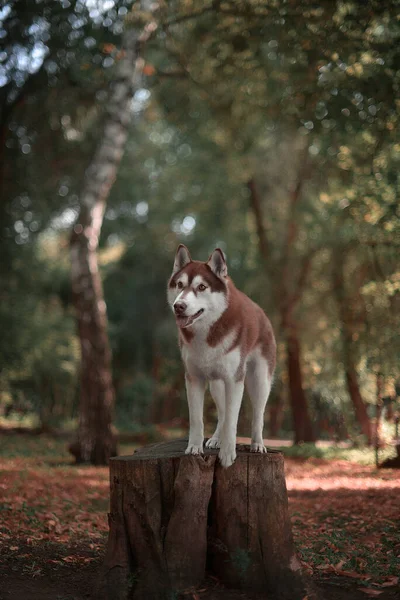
[1,0,399,462]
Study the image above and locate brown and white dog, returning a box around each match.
[167,245,276,467]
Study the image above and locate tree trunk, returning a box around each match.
[99,439,315,600]
[247,178,270,265]
[268,396,284,437]
[281,261,316,445]
[69,225,117,464]
[287,326,315,443]
[374,372,383,447]
[247,174,316,446]
[333,257,372,445]
[69,17,152,465]
[345,366,372,444]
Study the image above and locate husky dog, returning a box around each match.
[167,245,276,468]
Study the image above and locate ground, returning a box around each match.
[0,435,399,600]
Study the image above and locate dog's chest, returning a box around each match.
[181,329,240,380]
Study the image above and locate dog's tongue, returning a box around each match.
[176,309,203,329]
[176,314,194,328]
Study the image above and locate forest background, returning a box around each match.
[1,0,399,462]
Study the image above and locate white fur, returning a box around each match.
[168,255,273,468]
[183,330,243,467]
[169,278,227,325]
[182,329,240,381]
[184,375,205,455]
[192,275,205,287]
[246,347,272,453]
[218,379,244,467]
[206,380,225,448]
[181,323,272,468]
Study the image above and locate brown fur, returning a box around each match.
[170,263,276,381]
[207,279,276,380]
[179,327,194,345]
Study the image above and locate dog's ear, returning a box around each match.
[172,244,192,274]
[206,248,227,279]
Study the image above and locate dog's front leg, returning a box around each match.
[219,379,244,468]
[185,373,205,456]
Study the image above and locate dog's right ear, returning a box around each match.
[172,244,192,274]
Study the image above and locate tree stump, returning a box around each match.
[99,439,313,600]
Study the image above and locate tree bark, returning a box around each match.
[69,16,154,465]
[286,326,315,443]
[99,439,315,600]
[268,396,284,437]
[344,366,372,444]
[281,256,316,444]
[333,256,372,445]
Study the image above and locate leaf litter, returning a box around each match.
[0,439,399,598]
[285,457,400,592]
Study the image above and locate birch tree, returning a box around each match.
[69,8,156,464]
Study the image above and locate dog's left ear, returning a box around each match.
[207,248,228,279]
[172,244,192,274]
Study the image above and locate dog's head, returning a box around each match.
[167,245,229,329]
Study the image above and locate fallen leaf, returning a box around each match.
[380,576,399,587]
[335,569,370,580]
[358,589,383,597]
[62,556,76,563]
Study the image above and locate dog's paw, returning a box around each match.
[206,437,221,449]
[218,443,236,468]
[185,443,204,456]
[250,442,267,453]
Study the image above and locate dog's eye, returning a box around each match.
[198,284,207,292]
[177,281,183,289]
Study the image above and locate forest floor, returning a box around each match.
[0,434,399,600]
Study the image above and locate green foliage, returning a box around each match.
[0,242,79,427]
[278,443,395,466]
[116,374,155,429]
[1,0,399,439]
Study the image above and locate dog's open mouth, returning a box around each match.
[176,309,204,328]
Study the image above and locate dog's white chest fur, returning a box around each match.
[182,329,240,381]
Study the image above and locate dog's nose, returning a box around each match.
[174,301,187,315]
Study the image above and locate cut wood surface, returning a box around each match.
[99,439,316,600]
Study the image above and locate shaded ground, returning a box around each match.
[1,572,399,600]
[0,435,399,599]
